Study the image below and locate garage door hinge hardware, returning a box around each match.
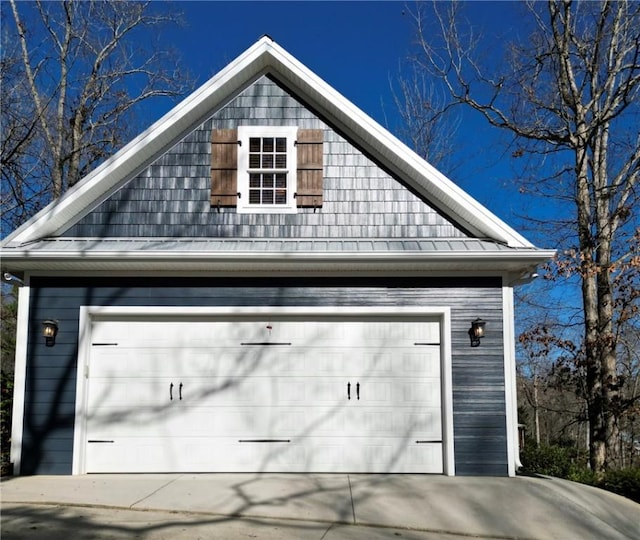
[415,440,442,444]
[91,342,119,346]
[238,439,291,443]
[240,342,292,346]
[413,342,439,346]
[88,440,114,443]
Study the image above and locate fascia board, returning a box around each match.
[3,38,273,246]
[0,248,557,271]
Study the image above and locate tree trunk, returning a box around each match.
[533,373,541,446]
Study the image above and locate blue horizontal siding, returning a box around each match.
[23,276,507,476]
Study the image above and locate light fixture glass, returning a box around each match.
[469,318,486,347]
[42,320,59,347]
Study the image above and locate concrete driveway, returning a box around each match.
[1,473,639,539]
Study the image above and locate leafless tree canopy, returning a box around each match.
[1,0,193,234]
[390,65,461,173]
[403,0,639,474]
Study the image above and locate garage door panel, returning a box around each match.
[88,404,443,441]
[87,438,183,473]
[91,344,440,381]
[352,408,442,438]
[89,375,444,414]
[88,437,443,474]
[90,347,294,379]
[92,320,441,344]
[88,377,175,408]
[87,405,173,438]
[85,317,444,473]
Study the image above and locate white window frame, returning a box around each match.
[237,125,298,214]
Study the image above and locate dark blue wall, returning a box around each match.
[23,276,507,475]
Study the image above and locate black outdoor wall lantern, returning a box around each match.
[468,318,486,347]
[42,320,59,347]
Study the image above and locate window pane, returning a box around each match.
[262,189,274,204]
[262,154,274,168]
[275,154,286,168]
[249,190,261,204]
[249,154,260,168]
[249,174,261,188]
[275,174,286,188]
[263,174,274,188]
[275,190,287,204]
[262,138,274,152]
[275,138,286,152]
[249,138,260,152]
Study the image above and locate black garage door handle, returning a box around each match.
[347,382,351,400]
[179,382,183,400]
[169,382,173,401]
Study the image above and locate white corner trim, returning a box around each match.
[10,277,31,475]
[72,307,92,474]
[502,278,519,477]
[440,308,455,476]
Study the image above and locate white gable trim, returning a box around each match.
[4,36,533,248]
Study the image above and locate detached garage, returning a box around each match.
[1,37,553,477]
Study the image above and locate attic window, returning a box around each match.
[211,127,323,212]
[248,136,289,205]
[238,126,297,213]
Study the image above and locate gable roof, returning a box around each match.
[0,36,554,275]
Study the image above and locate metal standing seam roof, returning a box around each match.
[4,237,517,253]
[0,236,555,274]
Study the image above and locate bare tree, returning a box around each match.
[1,32,43,230]
[390,64,461,173]
[406,0,639,475]
[1,0,192,233]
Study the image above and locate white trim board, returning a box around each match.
[502,280,519,477]
[10,277,31,475]
[73,305,454,476]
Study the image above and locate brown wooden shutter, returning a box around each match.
[211,128,238,207]
[296,129,323,208]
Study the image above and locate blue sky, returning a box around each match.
[148,1,537,240]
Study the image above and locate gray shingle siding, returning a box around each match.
[23,276,507,476]
[63,77,467,239]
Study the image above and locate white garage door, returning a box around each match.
[83,317,443,473]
